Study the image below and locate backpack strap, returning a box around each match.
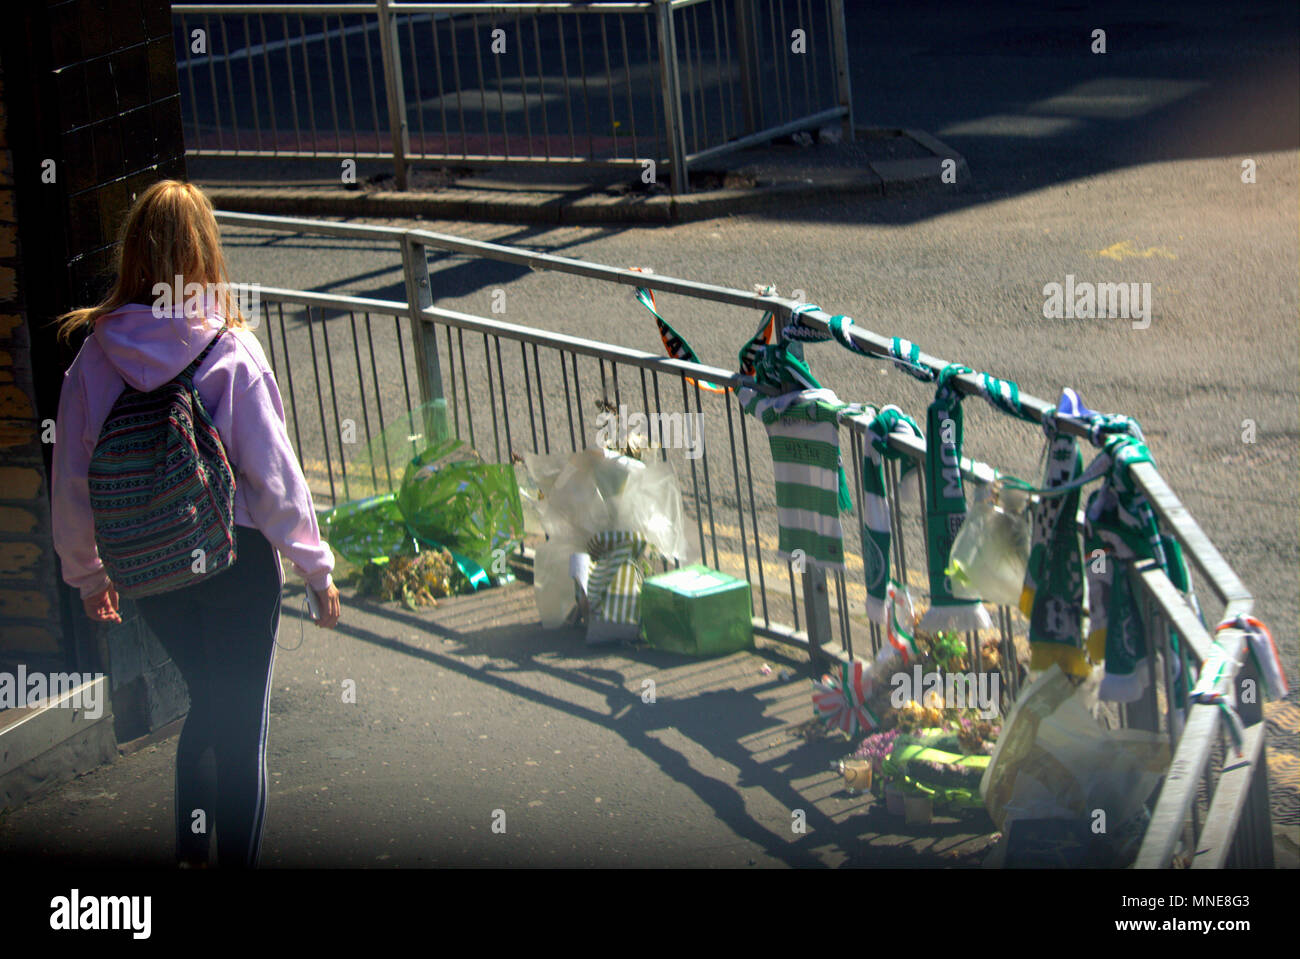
[177,324,229,384]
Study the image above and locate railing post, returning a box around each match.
[827,0,854,141]
[376,0,410,191]
[401,238,449,444]
[1125,564,1164,733]
[655,0,689,194]
[1229,656,1274,867]
[732,0,758,136]
[802,565,833,664]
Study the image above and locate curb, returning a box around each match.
[0,677,117,813]
[201,128,969,226]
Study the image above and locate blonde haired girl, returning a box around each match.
[52,180,339,868]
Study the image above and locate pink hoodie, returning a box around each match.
[51,302,335,600]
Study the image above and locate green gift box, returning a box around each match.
[639,564,754,656]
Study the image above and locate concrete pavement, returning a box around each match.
[0,580,997,867]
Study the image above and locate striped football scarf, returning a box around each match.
[827,314,937,384]
[738,386,854,570]
[852,405,922,626]
[634,285,829,396]
[1083,433,1194,703]
[586,530,655,627]
[1219,615,1288,702]
[919,365,1044,631]
[1021,412,1090,677]
[633,286,728,394]
[739,311,777,378]
[919,365,992,632]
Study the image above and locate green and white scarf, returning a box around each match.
[919,365,992,632]
[1083,434,1192,703]
[1084,482,1152,702]
[734,306,857,570]
[586,530,655,627]
[1022,423,1090,678]
[826,314,937,384]
[738,386,854,569]
[853,404,923,623]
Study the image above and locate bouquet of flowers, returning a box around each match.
[853,727,902,774]
[357,548,458,610]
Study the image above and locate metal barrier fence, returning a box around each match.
[213,210,1274,868]
[173,1,852,193]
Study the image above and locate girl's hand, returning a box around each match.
[83,584,122,624]
[313,583,341,629]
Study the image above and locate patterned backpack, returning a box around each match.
[87,326,238,598]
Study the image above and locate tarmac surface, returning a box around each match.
[0,581,1001,868]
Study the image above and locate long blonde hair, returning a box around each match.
[56,180,247,342]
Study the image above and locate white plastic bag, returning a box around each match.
[981,665,1170,833]
[525,448,691,628]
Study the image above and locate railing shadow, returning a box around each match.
[291,583,991,866]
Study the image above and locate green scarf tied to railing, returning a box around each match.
[734,304,858,570]
[1021,415,1090,677]
[750,302,829,393]
[1014,391,1148,678]
[919,366,1045,631]
[852,404,923,626]
[826,314,937,383]
[1083,432,1194,704]
[738,386,855,570]
[919,365,993,632]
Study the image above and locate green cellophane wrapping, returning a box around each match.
[317,492,411,567]
[339,402,450,501]
[316,400,444,575]
[639,564,753,657]
[317,421,524,592]
[396,437,524,576]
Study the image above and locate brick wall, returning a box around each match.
[50,0,186,307]
[0,59,65,671]
[1,1,191,742]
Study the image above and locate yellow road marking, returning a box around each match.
[1094,240,1177,261]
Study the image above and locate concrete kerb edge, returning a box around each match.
[870,128,971,195]
[199,128,967,225]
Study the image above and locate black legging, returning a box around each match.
[136,524,282,868]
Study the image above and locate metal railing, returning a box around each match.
[213,209,1274,868]
[172,1,852,193]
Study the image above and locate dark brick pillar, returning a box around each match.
[0,62,67,678]
[1,0,191,744]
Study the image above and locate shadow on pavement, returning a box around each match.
[331,584,996,867]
